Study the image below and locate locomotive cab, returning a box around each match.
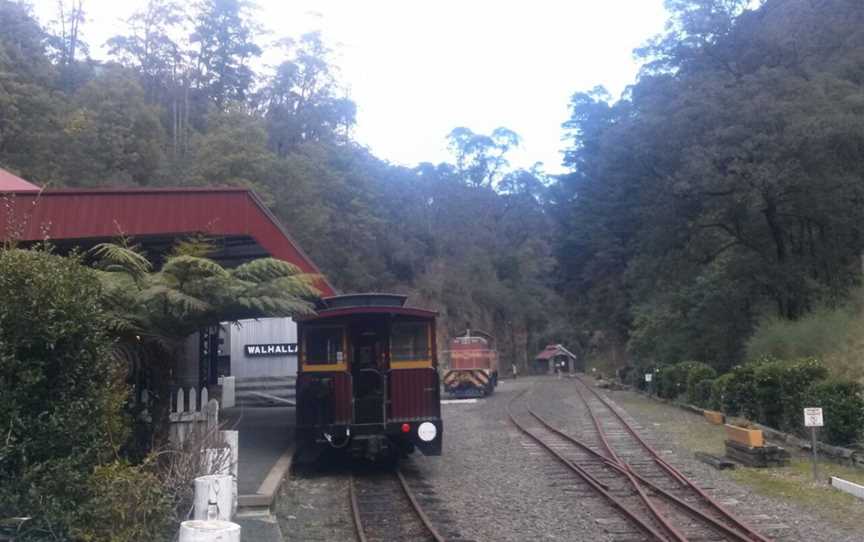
[296,294,443,460]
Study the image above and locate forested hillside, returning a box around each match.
[0,0,566,364]
[3,0,864,371]
[556,0,864,370]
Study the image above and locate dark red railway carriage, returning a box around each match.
[295,293,442,459]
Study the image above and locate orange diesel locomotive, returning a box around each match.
[295,294,442,460]
[442,329,499,397]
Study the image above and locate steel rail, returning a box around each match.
[568,384,689,542]
[527,408,757,542]
[573,375,772,542]
[348,474,368,542]
[349,469,446,542]
[395,469,447,542]
[507,389,670,541]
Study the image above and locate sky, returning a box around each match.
[32,0,669,174]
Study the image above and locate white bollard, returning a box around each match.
[178,520,240,542]
[220,376,236,409]
[193,474,234,521]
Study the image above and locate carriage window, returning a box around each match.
[305,326,344,365]
[391,322,430,362]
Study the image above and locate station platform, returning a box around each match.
[222,406,294,501]
[221,406,294,541]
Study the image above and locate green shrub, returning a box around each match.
[805,380,864,446]
[693,379,715,408]
[776,358,829,432]
[73,460,173,542]
[746,357,828,429]
[686,362,717,405]
[714,357,830,433]
[710,373,734,412]
[725,364,759,418]
[656,362,700,400]
[751,360,786,428]
[0,249,131,539]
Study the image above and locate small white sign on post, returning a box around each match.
[804,407,824,427]
[644,373,653,383]
[804,407,824,482]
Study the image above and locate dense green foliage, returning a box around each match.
[692,379,715,409]
[805,380,864,446]
[557,0,864,367]
[711,373,736,413]
[7,0,864,369]
[74,461,173,542]
[656,361,702,399]
[0,249,140,539]
[0,0,567,365]
[746,292,864,382]
[657,357,861,445]
[685,363,716,405]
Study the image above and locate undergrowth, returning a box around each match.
[746,290,864,382]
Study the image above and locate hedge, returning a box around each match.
[620,357,862,446]
[710,373,735,412]
[657,361,701,399]
[693,379,715,409]
[805,380,864,446]
[686,363,717,405]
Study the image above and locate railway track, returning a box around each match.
[507,379,773,542]
[349,467,447,542]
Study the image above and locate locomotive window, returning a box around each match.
[391,322,430,362]
[305,326,345,365]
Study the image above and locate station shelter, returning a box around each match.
[0,168,334,406]
[533,344,581,374]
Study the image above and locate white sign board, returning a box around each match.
[804,407,824,427]
[644,373,653,383]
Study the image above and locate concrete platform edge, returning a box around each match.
[238,448,293,510]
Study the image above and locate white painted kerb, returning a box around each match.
[830,476,864,500]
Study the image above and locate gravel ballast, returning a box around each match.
[276,375,861,541]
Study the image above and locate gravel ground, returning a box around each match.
[275,376,860,541]
[409,376,612,542]
[586,380,861,542]
[275,465,352,542]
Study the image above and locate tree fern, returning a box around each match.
[90,238,322,349]
[89,242,152,279]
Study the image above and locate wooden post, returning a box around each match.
[193,474,234,521]
[178,520,240,542]
[811,427,820,482]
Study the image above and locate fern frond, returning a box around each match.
[161,255,229,281]
[89,242,152,278]
[137,285,212,316]
[231,258,304,282]
[170,234,217,258]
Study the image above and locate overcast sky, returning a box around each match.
[32,0,669,174]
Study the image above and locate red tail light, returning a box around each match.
[401,423,411,433]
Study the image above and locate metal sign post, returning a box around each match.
[804,407,824,482]
[644,373,653,395]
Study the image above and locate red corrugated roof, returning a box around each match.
[0,168,40,192]
[535,344,576,361]
[0,186,336,296]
